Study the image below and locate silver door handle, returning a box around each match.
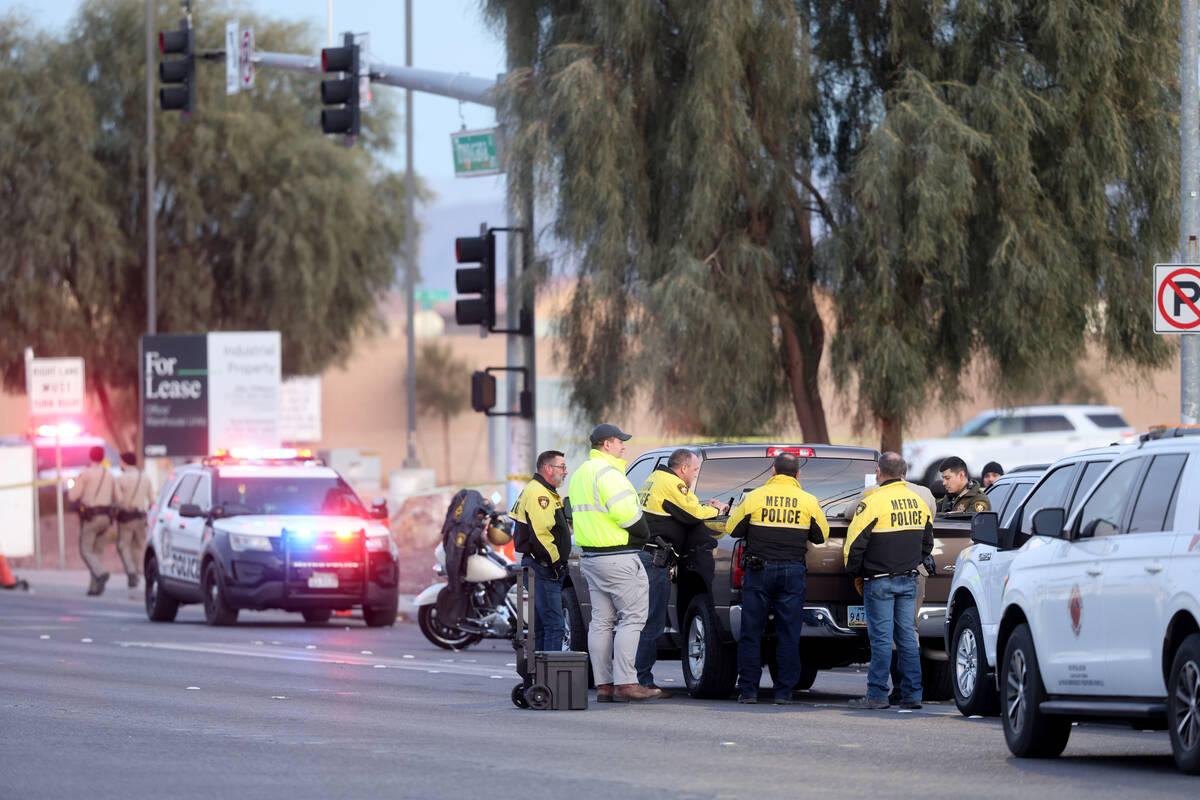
[1086,567,1102,577]
[1145,563,1164,574]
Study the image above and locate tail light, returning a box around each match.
[767,446,814,458]
[731,539,746,589]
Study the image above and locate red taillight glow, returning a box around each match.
[731,540,746,590]
[767,446,814,458]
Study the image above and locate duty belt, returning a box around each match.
[867,569,919,580]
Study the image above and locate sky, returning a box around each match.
[1,0,510,293]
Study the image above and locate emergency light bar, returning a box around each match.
[204,448,324,466]
[35,422,84,439]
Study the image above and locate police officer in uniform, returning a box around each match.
[844,452,933,709]
[67,446,114,596]
[936,456,990,513]
[635,448,729,693]
[510,450,571,652]
[113,452,155,589]
[726,452,828,704]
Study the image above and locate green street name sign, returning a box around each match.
[414,288,450,309]
[451,128,503,177]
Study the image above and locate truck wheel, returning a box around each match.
[202,562,238,626]
[952,607,999,716]
[1167,633,1200,774]
[1000,623,1070,758]
[302,608,332,624]
[765,645,818,691]
[144,556,179,623]
[562,585,594,688]
[681,595,737,699]
[364,597,399,628]
[921,655,954,701]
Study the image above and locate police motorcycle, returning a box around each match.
[415,489,522,650]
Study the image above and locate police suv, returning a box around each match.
[946,449,1125,716]
[995,430,1200,773]
[144,449,400,627]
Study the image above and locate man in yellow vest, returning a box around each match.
[567,424,661,702]
[844,452,934,710]
[726,451,828,704]
[510,450,571,651]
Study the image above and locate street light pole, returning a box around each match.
[402,0,420,469]
[1183,1,1200,423]
[145,0,156,336]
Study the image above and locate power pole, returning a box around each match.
[403,0,420,469]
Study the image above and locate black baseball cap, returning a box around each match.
[982,461,1004,476]
[590,423,632,442]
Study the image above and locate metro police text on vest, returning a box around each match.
[889,496,925,528]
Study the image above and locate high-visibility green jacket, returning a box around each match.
[567,449,648,553]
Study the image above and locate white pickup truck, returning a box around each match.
[995,431,1200,773]
[945,446,1125,716]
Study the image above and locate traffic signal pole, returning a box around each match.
[232,49,534,492]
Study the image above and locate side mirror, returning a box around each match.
[1079,518,1116,540]
[1031,507,1066,538]
[970,511,1000,547]
[178,503,204,518]
[370,497,388,520]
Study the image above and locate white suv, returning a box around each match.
[144,450,400,627]
[903,405,1133,486]
[996,431,1200,772]
[946,446,1127,717]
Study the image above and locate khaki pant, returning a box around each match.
[79,515,112,581]
[117,518,147,578]
[579,552,648,686]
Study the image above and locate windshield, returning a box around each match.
[214,476,367,517]
[693,457,875,506]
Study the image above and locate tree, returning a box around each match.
[484,1,1179,450]
[414,341,470,484]
[819,1,1178,451]
[0,1,414,449]
[484,0,828,439]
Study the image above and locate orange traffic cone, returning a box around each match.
[0,555,28,591]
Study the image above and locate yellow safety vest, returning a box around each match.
[567,449,644,551]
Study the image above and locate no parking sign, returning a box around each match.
[1154,264,1200,333]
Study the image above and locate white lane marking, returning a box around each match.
[39,635,51,640]
[80,638,93,643]
[186,686,201,690]
[115,641,509,678]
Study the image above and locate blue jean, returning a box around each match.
[521,557,564,652]
[737,561,806,699]
[864,574,921,702]
[635,550,671,686]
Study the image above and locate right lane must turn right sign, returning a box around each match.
[1155,263,1200,333]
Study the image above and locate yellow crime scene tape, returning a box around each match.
[0,478,63,491]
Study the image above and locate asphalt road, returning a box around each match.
[1,573,1197,799]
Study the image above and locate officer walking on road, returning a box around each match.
[936,456,990,513]
[635,448,729,694]
[510,450,571,652]
[726,452,829,704]
[113,452,155,589]
[67,445,114,596]
[844,452,934,710]
[568,424,661,703]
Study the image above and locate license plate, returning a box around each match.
[848,605,867,627]
[308,572,338,589]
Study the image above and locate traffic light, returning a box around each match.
[320,37,360,137]
[158,19,195,114]
[455,231,496,328]
[470,371,496,413]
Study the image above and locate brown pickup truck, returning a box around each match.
[563,443,972,699]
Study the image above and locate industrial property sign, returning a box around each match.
[451,127,502,176]
[28,357,85,417]
[1154,263,1200,333]
[141,332,281,457]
